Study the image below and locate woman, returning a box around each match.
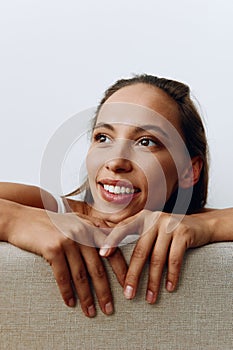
[0,74,232,317]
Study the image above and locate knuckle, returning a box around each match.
[143,211,160,230]
[177,223,191,236]
[159,214,170,229]
[170,256,181,269]
[175,223,194,247]
[79,294,93,307]
[74,268,88,284]
[150,253,163,267]
[44,242,63,262]
[92,264,106,279]
[56,273,70,286]
[132,245,147,260]
[167,271,178,280]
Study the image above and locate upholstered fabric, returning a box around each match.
[0,242,232,350]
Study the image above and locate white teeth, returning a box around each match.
[103,184,137,195]
[114,186,121,194]
[108,185,115,193]
[104,184,109,191]
[120,187,126,194]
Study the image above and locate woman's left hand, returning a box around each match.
[99,209,213,303]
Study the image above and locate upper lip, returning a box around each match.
[98,178,140,191]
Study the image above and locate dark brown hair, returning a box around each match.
[66,74,209,214]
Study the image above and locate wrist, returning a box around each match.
[194,208,233,242]
[191,210,216,243]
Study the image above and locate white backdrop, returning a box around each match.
[1,0,233,208]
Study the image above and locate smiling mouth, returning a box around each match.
[102,183,140,195]
[98,182,141,196]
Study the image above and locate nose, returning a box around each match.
[104,140,133,173]
[105,157,132,173]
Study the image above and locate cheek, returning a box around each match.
[162,158,179,194]
[141,155,178,210]
[86,147,111,185]
[86,149,100,181]
[144,165,167,210]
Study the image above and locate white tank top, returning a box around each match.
[53,195,67,214]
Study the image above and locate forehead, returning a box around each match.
[97,83,182,136]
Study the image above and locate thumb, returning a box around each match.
[99,245,117,257]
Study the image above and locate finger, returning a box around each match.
[123,229,156,300]
[64,243,96,318]
[80,245,114,316]
[146,230,172,304]
[166,237,187,293]
[99,216,142,256]
[48,248,76,308]
[107,248,128,287]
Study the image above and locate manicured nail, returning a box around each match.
[99,245,110,256]
[87,305,96,317]
[146,290,155,304]
[166,281,174,292]
[68,298,75,307]
[105,302,114,315]
[124,285,134,299]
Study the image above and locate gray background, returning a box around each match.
[1,0,233,208]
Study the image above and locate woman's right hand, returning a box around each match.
[2,199,127,317]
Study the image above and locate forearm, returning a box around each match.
[192,207,233,242]
[0,182,57,211]
[0,198,20,241]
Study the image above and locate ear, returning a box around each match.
[179,156,203,189]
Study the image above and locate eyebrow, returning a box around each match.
[94,122,169,139]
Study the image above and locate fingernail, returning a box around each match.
[105,302,114,315]
[87,305,96,317]
[68,298,75,307]
[124,285,134,299]
[166,281,174,292]
[99,245,110,256]
[146,290,155,304]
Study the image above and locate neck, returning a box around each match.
[66,198,121,228]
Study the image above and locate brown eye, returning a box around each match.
[94,133,111,143]
[137,138,157,147]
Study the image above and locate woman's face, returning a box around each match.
[86,83,190,223]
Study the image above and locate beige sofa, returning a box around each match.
[0,241,232,350]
